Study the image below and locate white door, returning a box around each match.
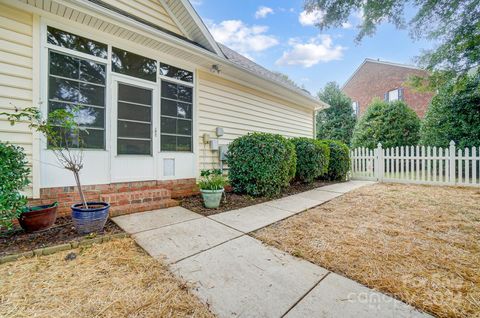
[111,76,158,182]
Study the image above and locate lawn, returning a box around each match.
[0,238,214,318]
[254,183,480,318]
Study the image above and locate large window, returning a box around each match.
[160,81,193,152]
[112,47,157,82]
[47,26,108,58]
[47,27,107,149]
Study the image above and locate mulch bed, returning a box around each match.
[182,180,335,216]
[0,217,123,257]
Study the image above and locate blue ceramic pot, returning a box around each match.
[71,202,110,235]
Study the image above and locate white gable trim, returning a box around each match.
[161,0,224,57]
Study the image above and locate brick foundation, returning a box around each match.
[29,179,199,217]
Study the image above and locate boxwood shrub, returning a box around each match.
[320,140,350,181]
[0,142,30,230]
[291,137,330,183]
[227,133,296,196]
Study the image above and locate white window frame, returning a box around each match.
[40,18,197,155]
[352,101,359,115]
[40,20,110,152]
[159,67,195,154]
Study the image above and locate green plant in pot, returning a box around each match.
[198,169,227,209]
[2,107,109,234]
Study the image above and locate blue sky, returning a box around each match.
[191,0,434,95]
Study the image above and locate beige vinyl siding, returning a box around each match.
[100,0,185,36]
[0,3,34,196]
[197,71,314,169]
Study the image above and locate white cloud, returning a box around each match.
[299,9,325,26]
[276,35,344,67]
[342,22,353,29]
[207,20,278,58]
[190,0,202,6]
[255,6,273,19]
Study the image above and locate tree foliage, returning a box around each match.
[304,0,480,87]
[316,82,356,145]
[351,99,421,148]
[420,71,480,149]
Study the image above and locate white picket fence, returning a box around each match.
[350,141,480,187]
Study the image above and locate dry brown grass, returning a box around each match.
[0,238,214,318]
[254,183,480,318]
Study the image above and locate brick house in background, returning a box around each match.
[342,58,435,118]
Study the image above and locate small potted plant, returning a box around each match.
[0,142,58,233]
[198,169,227,209]
[2,107,109,234]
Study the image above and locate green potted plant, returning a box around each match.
[198,169,228,209]
[2,107,109,234]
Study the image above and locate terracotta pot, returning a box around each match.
[18,203,58,233]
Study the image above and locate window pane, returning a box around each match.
[50,127,104,149]
[118,139,151,155]
[161,81,178,99]
[177,136,192,152]
[47,26,107,58]
[177,119,192,136]
[81,129,105,149]
[118,121,151,139]
[388,89,399,101]
[112,47,157,82]
[49,77,79,102]
[177,102,192,119]
[80,60,106,84]
[178,85,192,103]
[118,84,152,105]
[49,102,104,128]
[161,116,176,134]
[48,50,106,149]
[49,51,79,79]
[159,63,193,83]
[161,135,176,151]
[118,102,151,122]
[161,99,178,117]
[79,83,105,106]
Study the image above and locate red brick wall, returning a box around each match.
[29,179,199,217]
[342,61,434,118]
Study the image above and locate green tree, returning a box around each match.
[304,0,480,88]
[316,82,356,145]
[351,99,421,148]
[420,71,480,149]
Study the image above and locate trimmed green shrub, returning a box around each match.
[291,137,330,183]
[351,99,421,148]
[227,133,296,196]
[420,72,480,149]
[0,142,30,230]
[320,140,350,181]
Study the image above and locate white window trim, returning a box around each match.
[40,18,197,156]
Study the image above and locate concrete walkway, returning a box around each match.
[113,181,430,318]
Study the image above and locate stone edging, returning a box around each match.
[0,232,130,265]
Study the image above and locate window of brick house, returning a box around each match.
[385,88,404,102]
[352,101,359,115]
